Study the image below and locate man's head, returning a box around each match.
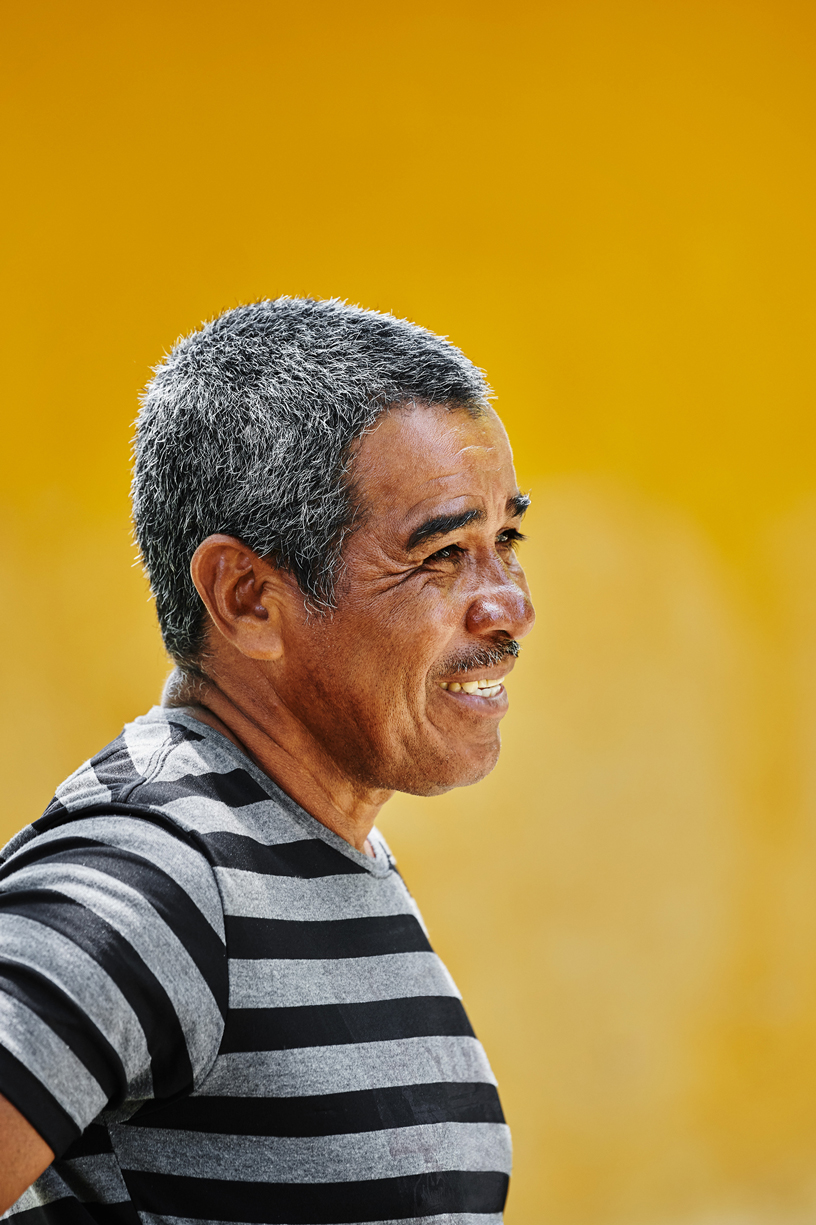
[134,298,534,798]
[133,297,492,666]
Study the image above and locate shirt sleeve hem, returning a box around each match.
[0,1041,80,1158]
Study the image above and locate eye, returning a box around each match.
[423,543,465,565]
[496,528,526,550]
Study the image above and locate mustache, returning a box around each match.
[437,637,521,676]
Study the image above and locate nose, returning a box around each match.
[464,562,536,641]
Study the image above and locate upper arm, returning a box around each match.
[0,816,227,1168]
[0,1091,54,1216]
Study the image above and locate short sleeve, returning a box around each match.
[0,813,227,1157]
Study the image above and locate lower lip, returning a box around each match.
[438,686,509,715]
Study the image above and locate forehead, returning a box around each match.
[353,403,516,523]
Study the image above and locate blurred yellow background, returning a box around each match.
[2,1,816,1221]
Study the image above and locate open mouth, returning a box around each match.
[438,677,505,699]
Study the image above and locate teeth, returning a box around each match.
[439,678,504,697]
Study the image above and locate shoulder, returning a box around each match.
[39,706,214,821]
[11,705,297,848]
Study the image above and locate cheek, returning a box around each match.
[309,582,461,705]
[380,584,462,655]
[352,637,444,732]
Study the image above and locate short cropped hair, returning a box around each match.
[132,297,491,670]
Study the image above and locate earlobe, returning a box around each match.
[190,534,286,662]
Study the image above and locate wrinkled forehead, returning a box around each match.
[352,402,515,514]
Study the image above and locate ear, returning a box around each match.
[190,534,292,661]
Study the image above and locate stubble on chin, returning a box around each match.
[388,728,503,798]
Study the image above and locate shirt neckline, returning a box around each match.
[140,705,394,878]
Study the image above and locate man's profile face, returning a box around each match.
[276,402,535,796]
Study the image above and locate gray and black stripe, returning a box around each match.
[0,707,510,1225]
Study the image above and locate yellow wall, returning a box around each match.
[2,2,816,1221]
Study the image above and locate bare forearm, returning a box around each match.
[0,1093,53,1215]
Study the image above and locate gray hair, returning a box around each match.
[132,296,492,670]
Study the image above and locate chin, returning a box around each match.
[394,739,502,797]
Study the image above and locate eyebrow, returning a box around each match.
[405,493,531,552]
[406,509,484,552]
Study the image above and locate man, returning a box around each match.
[0,297,534,1224]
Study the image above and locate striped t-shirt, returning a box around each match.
[0,706,511,1225]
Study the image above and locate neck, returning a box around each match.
[161,667,391,853]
